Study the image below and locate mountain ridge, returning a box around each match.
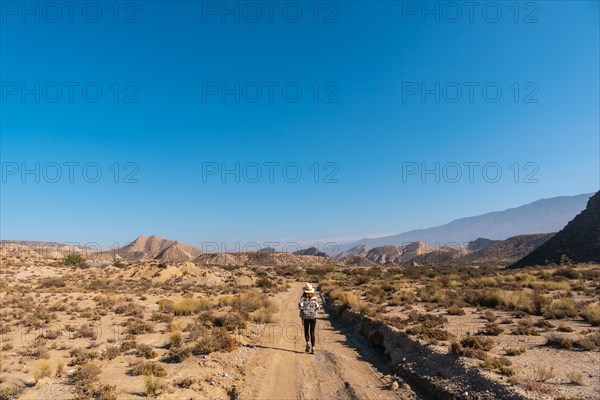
[337,193,592,252]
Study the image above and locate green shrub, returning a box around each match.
[64,254,86,266]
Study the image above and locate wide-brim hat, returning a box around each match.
[303,283,315,293]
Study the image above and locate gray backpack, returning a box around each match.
[300,298,319,319]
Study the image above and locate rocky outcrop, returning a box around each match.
[512,191,600,267]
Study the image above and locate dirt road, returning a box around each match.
[237,283,418,400]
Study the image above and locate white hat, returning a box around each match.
[303,283,315,293]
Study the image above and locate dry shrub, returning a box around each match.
[252,307,277,323]
[229,292,274,314]
[126,319,154,335]
[68,348,98,366]
[450,335,494,360]
[504,347,526,356]
[533,366,554,383]
[169,331,182,348]
[480,355,513,376]
[144,374,159,397]
[76,384,117,400]
[566,370,583,385]
[557,324,574,332]
[76,324,98,340]
[136,344,157,359]
[542,298,578,319]
[406,324,452,342]
[478,322,504,336]
[511,319,540,336]
[331,290,360,311]
[581,302,600,326]
[129,361,167,377]
[174,377,195,388]
[102,345,122,360]
[192,327,237,355]
[161,346,191,363]
[213,313,247,330]
[0,385,24,400]
[69,363,101,387]
[158,297,211,316]
[55,361,65,377]
[466,289,533,313]
[447,305,465,316]
[33,361,52,382]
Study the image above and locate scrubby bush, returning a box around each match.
[102,345,122,360]
[447,305,466,316]
[126,319,154,335]
[33,361,52,382]
[581,303,600,326]
[213,313,247,330]
[136,344,157,359]
[129,361,167,377]
[504,347,526,356]
[144,374,159,397]
[478,322,504,336]
[192,327,237,355]
[161,346,191,363]
[511,319,540,336]
[158,298,211,316]
[542,298,578,319]
[69,363,101,388]
[63,254,86,266]
[0,385,24,400]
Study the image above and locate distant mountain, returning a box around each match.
[338,193,592,252]
[293,247,329,257]
[336,244,370,259]
[405,234,554,266]
[341,234,554,267]
[339,242,434,265]
[103,235,203,261]
[512,191,600,267]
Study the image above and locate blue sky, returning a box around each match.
[1,1,598,250]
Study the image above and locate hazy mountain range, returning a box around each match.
[2,192,594,266]
[337,193,592,253]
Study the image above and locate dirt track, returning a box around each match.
[237,283,418,400]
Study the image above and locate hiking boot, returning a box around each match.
[305,344,310,353]
[310,346,315,354]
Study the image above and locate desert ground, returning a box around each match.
[0,243,599,400]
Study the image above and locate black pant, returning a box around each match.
[303,318,316,346]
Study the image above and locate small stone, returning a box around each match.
[463,391,469,397]
[390,381,400,391]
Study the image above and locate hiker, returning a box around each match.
[298,283,320,353]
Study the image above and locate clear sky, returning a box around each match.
[1,0,598,250]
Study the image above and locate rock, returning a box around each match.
[390,381,400,391]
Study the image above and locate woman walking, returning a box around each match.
[298,283,320,353]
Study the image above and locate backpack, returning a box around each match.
[299,297,319,319]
